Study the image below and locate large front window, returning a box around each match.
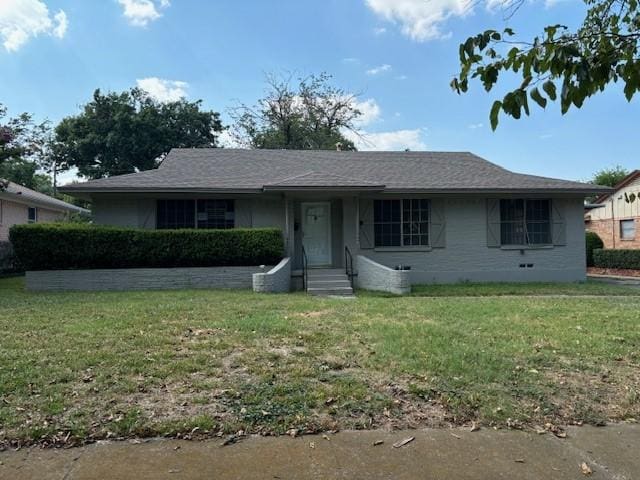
[374,199,429,247]
[156,199,234,229]
[500,199,551,245]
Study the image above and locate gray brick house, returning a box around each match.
[61,149,609,288]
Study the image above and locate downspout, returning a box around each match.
[611,197,615,249]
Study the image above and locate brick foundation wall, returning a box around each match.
[356,255,411,295]
[587,218,640,249]
[252,258,291,293]
[26,266,272,292]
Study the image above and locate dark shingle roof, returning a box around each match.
[2,180,89,213]
[61,149,610,195]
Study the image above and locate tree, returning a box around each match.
[0,104,51,191]
[451,0,640,130]
[591,165,630,187]
[231,73,362,150]
[55,88,223,179]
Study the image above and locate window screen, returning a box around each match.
[197,200,235,229]
[621,219,636,240]
[156,200,195,229]
[500,199,551,245]
[374,199,429,247]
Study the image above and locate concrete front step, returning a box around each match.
[307,287,354,297]
[306,268,355,296]
[307,280,352,289]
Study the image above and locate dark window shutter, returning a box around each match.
[430,199,446,248]
[359,198,374,249]
[552,200,567,246]
[487,199,501,247]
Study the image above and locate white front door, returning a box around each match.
[302,202,332,266]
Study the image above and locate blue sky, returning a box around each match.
[0,0,636,185]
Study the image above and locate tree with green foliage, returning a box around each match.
[231,73,362,150]
[591,165,630,187]
[452,0,640,129]
[54,88,223,179]
[0,104,51,191]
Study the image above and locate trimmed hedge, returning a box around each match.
[593,248,640,270]
[0,241,19,273]
[10,224,284,271]
[585,231,604,267]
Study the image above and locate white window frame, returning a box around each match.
[620,219,636,240]
[28,206,38,224]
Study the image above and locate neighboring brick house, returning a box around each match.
[585,170,640,249]
[0,180,89,242]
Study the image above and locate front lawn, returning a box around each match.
[1,277,639,447]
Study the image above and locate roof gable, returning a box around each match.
[593,170,640,203]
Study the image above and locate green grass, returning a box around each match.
[383,281,640,297]
[1,276,639,447]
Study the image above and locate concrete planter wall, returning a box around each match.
[252,257,291,293]
[356,255,411,295]
[26,265,272,292]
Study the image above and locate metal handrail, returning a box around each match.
[301,245,308,291]
[344,245,354,289]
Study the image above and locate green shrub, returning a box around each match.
[593,249,640,270]
[585,231,604,267]
[9,224,284,271]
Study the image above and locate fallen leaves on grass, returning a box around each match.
[392,437,414,448]
[580,462,592,475]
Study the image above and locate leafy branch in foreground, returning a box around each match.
[451,0,640,129]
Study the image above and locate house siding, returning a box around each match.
[344,196,586,283]
[0,198,65,241]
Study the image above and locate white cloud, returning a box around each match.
[344,128,427,151]
[395,74,408,80]
[468,123,483,129]
[52,10,67,38]
[0,0,68,52]
[136,77,188,102]
[365,0,471,42]
[366,64,392,75]
[216,129,241,148]
[117,0,170,27]
[353,98,382,126]
[373,26,387,35]
[342,57,360,64]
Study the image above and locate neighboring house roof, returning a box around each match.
[592,170,640,204]
[1,180,89,214]
[60,149,611,195]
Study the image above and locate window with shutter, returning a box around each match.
[498,199,552,246]
[372,199,430,247]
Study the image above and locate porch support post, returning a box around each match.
[284,195,292,256]
[355,196,360,249]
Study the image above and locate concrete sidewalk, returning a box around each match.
[1,424,638,479]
